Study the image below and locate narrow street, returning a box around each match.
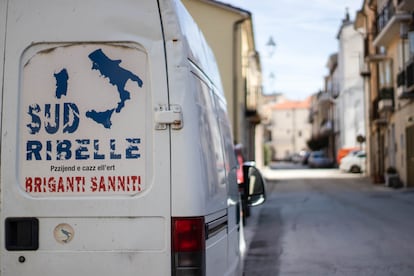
[243,164,414,276]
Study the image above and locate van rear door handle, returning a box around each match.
[154,105,183,130]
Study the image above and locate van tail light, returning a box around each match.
[172,217,205,276]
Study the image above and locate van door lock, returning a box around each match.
[154,105,183,130]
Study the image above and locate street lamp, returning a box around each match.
[265,36,277,94]
[266,36,276,58]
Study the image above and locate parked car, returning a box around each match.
[291,153,302,163]
[308,151,334,168]
[301,151,311,165]
[340,150,366,173]
[337,147,359,165]
[291,150,310,164]
[234,144,250,222]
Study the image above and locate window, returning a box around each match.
[378,59,393,88]
[398,39,410,66]
[193,74,226,193]
[409,31,414,58]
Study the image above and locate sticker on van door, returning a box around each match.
[19,43,147,196]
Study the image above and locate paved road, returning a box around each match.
[243,164,414,276]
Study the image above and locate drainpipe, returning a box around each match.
[233,17,247,145]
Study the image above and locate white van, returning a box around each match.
[0,0,265,275]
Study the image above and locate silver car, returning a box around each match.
[308,151,333,168]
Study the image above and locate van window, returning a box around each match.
[213,92,238,199]
[193,74,226,192]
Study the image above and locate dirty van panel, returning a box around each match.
[0,0,5,128]
[20,43,147,197]
[2,42,170,274]
[2,0,172,275]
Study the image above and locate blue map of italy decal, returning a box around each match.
[54,69,69,99]
[86,48,143,128]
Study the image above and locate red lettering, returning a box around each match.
[25,177,33,192]
[57,177,65,192]
[24,176,86,193]
[66,177,74,192]
[137,176,141,192]
[91,176,98,192]
[48,177,56,192]
[108,176,116,191]
[24,175,141,194]
[98,176,107,192]
[130,175,141,192]
[75,176,85,192]
[34,177,42,192]
[117,176,125,191]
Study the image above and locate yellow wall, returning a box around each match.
[182,0,243,131]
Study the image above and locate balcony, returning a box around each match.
[317,91,332,104]
[406,59,414,89]
[331,89,340,99]
[378,99,393,112]
[398,0,414,10]
[377,87,394,113]
[372,98,388,125]
[397,70,405,87]
[373,0,411,47]
[379,87,394,99]
[397,59,414,99]
[320,120,333,135]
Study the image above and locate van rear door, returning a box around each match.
[1,1,171,275]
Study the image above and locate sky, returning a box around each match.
[222,0,363,100]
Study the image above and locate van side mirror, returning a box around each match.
[242,162,266,207]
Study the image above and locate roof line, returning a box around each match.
[196,0,251,17]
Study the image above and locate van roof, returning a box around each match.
[166,1,224,94]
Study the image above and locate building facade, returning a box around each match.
[337,12,366,150]
[308,89,336,161]
[270,98,311,161]
[309,11,366,165]
[355,0,414,186]
[182,0,262,161]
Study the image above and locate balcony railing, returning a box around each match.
[379,87,394,99]
[397,59,414,89]
[407,59,414,88]
[397,70,405,87]
[395,59,414,99]
[377,87,394,113]
[377,0,395,35]
[398,0,414,10]
[371,98,388,125]
[374,0,412,46]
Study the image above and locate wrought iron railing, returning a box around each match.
[396,59,414,89]
[376,0,395,35]
[397,71,405,87]
[378,87,394,99]
[407,59,414,88]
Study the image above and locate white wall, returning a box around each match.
[337,23,366,149]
